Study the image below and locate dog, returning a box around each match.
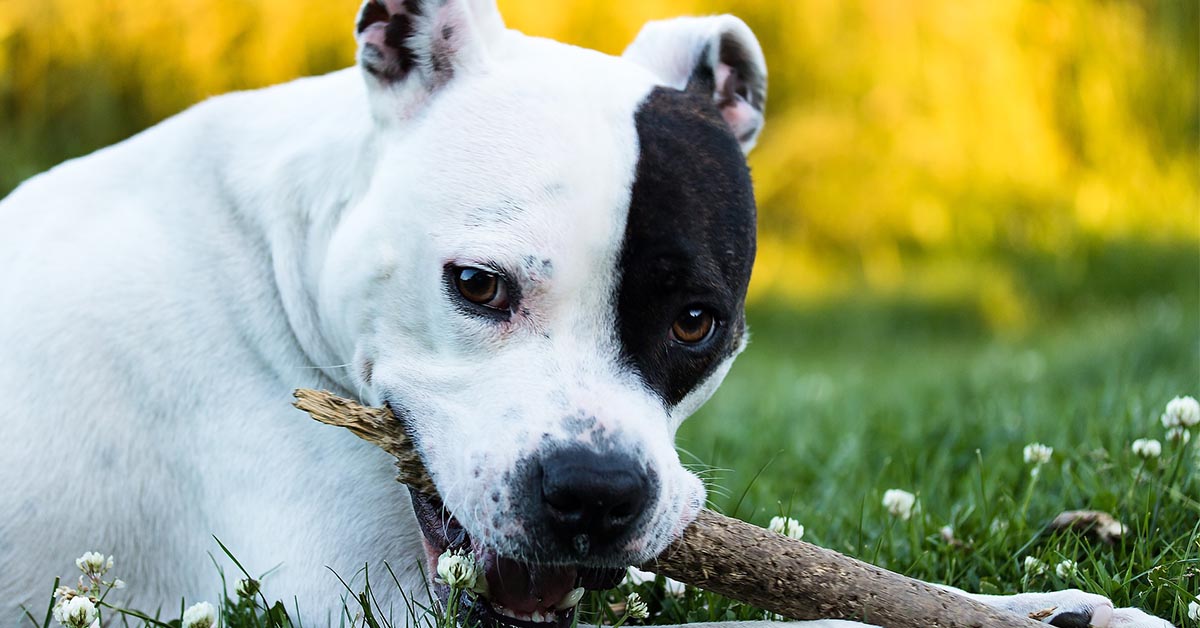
[0,1,1174,626]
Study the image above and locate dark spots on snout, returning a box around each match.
[490,490,500,503]
[561,411,620,451]
[1049,612,1093,628]
[441,25,453,40]
[615,83,757,406]
[562,413,598,436]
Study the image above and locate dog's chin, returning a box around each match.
[410,489,627,628]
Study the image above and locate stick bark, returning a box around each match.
[293,388,1042,628]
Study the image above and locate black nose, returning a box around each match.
[539,448,651,552]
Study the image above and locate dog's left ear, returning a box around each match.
[623,16,768,153]
[355,0,505,121]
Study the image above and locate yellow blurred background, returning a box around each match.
[1,0,1196,329]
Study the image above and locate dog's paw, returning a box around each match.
[997,590,1174,628]
[1020,589,1114,626]
[1105,607,1176,628]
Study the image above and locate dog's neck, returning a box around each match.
[206,68,380,393]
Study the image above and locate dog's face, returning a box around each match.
[319,1,765,623]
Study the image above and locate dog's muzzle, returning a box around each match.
[409,447,656,628]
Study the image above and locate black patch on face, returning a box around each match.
[616,79,757,407]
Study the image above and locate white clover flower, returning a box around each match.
[1161,395,1199,428]
[1167,426,1192,444]
[1131,438,1162,459]
[1023,556,1047,576]
[882,489,916,520]
[234,578,258,598]
[625,592,649,620]
[75,552,111,577]
[1023,443,1053,466]
[436,549,480,591]
[53,596,97,628]
[1187,597,1199,621]
[623,567,685,596]
[1055,559,1077,579]
[768,516,805,540]
[182,601,217,628]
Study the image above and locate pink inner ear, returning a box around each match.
[360,19,405,72]
[714,62,761,142]
[381,0,408,13]
[714,63,734,93]
[361,21,389,49]
[722,99,760,141]
[358,0,413,48]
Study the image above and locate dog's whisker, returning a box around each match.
[294,363,354,370]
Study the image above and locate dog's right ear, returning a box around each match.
[623,16,767,153]
[355,0,505,121]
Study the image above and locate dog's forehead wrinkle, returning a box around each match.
[463,198,525,225]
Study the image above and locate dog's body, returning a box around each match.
[0,2,1172,626]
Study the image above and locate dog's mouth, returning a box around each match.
[409,489,626,628]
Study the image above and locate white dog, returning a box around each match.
[0,1,1173,626]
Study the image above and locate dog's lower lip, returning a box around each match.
[407,488,623,626]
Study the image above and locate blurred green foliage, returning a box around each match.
[0,0,1196,319]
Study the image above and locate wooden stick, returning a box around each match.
[293,389,1042,628]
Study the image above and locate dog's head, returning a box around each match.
[320,0,765,623]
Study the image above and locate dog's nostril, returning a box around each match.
[538,448,652,551]
[609,501,636,520]
[544,492,584,517]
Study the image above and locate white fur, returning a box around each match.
[0,2,1172,627]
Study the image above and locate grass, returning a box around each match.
[28,243,1200,627]
[681,293,1199,623]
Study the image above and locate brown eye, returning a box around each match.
[671,307,716,344]
[453,267,510,311]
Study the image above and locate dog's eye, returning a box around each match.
[453,266,510,310]
[670,307,716,345]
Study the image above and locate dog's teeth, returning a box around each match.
[530,611,544,623]
[555,587,585,610]
[495,606,533,622]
